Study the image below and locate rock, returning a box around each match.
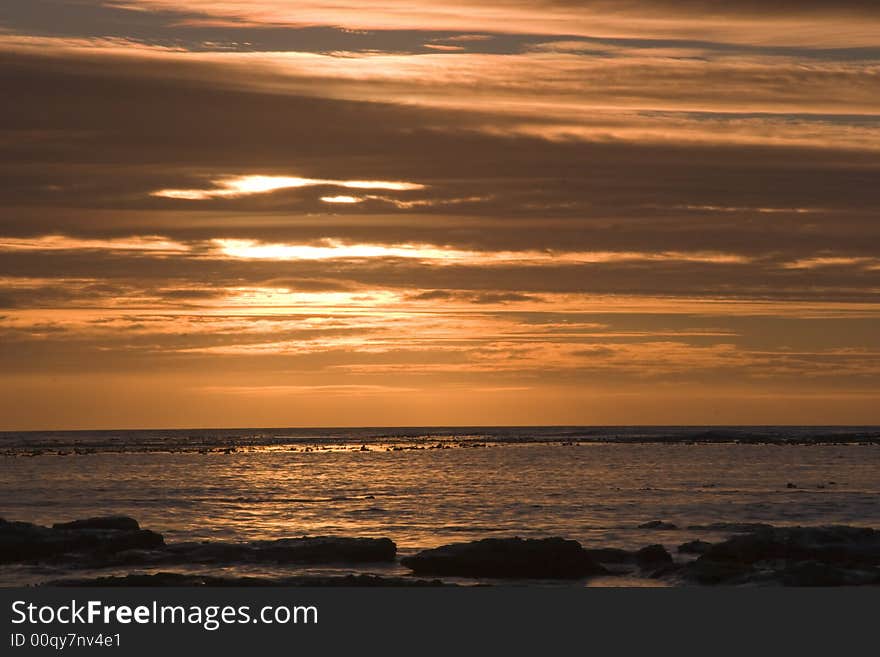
[53,516,140,531]
[776,562,880,587]
[638,521,678,530]
[0,517,163,564]
[680,559,757,585]
[635,544,673,568]
[0,518,56,562]
[701,526,880,566]
[401,537,607,579]
[45,535,398,570]
[583,547,634,564]
[675,526,880,586]
[159,541,255,565]
[686,522,774,533]
[252,537,396,563]
[648,562,682,579]
[46,572,451,587]
[786,483,797,489]
[678,540,713,555]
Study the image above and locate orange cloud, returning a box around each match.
[152,174,425,199]
[111,1,880,48]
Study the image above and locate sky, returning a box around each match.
[1,1,879,429]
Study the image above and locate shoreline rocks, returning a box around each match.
[635,544,673,569]
[52,516,141,532]
[0,516,164,564]
[686,522,773,533]
[638,521,677,530]
[46,573,450,587]
[699,526,880,566]
[679,525,880,586]
[6,516,880,587]
[252,537,396,563]
[1,516,396,568]
[401,537,608,579]
[677,540,712,555]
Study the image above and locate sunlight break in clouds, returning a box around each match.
[111,0,880,48]
[0,235,190,253]
[0,235,752,267]
[783,257,880,270]
[1,2,879,428]
[213,238,752,266]
[214,239,475,262]
[152,174,425,200]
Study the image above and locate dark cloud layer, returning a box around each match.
[1,3,878,427]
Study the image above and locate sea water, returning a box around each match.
[2,427,879,585]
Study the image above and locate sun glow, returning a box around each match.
[212,238,752,266]
[214,238,471,261]
[152,174,425,200]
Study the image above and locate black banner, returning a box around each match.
[1,588,875,655]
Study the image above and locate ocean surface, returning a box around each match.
[2,426,879,586]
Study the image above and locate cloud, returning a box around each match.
[0,234,190,253]
[103,1,880,48]
[152,173,425,199]
[1,4,879,425]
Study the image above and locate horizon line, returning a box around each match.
[2,423,879,434]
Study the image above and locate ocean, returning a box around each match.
[2,426,879,586]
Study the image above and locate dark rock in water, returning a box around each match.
[701,526,880,566]
[675,525,880,586]
[53,516,140,532]
[401,537,607,579]
[63,535,398,569]
[0,519,55,562]
[686,522,774,533]
[46,572,451,587]
[678,540,713,555]
[0,517,164,564]
[638,521,678,530]
[635,544,673,568]
[252,536,396,563]
[583,547,634,564]
[647,562,682,579]
[75,529,165,555]
[163,541,254,564]
[679,558,757,585]
[775,562,880,587]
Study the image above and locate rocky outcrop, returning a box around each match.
[699,526,880,566]
[1,517,394,568]
[107,536,396,566]
[679,525,880,586]
[582,547,634,564]
[401,537,607,579]
[677,540,712,555]
[635,544,673,569]
[251,537,396,563]
[53,516,141,532]
[638,521,677,530]
[0,516,164,564]
[10,516,880,587]
[774,561,880,587]
[46,572,450,587]
[686,522,773,533]
[679,558,756,585]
